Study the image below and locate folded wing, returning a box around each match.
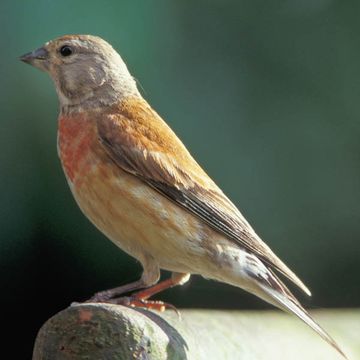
[96,99,310,296]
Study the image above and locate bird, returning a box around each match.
[20,35,345,358]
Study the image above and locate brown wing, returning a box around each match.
[96,98,311,296]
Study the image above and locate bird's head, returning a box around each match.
[20,35,139,112]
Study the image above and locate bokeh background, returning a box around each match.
[1,0,360,358]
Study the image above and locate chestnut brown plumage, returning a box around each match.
[20,35,346,358]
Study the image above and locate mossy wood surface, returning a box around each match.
[32,304,359,359]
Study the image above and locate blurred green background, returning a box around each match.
[1,0,360,358]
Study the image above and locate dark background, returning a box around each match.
[1,1,359,358]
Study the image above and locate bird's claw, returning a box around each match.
[112,296,181,317]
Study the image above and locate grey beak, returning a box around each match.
[19,47,48,64]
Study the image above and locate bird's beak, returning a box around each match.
[19,47,49,71]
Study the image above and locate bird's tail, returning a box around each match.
[234,253,347,359]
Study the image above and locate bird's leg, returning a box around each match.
[87,255,161,303]
[114,272,190,312]
[87,279,146,302]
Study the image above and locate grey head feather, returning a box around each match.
[43,35,141,113]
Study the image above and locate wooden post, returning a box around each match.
[33,303,358,359]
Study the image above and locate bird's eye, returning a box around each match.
[59,45,73,57]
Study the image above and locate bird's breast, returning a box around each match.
[56,113,209,270]
[57,113,100,186]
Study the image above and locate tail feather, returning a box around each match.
[267,256,312,297]
[262,279,347,359]
[242,254,347,359]
[252,232,312,297]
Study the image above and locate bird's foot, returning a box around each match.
[82,274,188,316]
[83,289,179,315]
[86,290,114,303]
[113,296,180,315]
